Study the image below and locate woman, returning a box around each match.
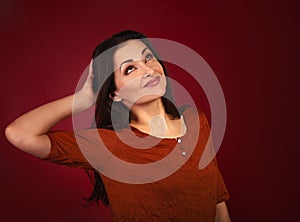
[5,30,230,221]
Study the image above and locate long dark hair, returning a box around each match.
[84,30,180,206]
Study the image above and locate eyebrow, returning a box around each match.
[119,47,149,69]
[141,47,148,55]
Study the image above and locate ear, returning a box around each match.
[109,91,122,102]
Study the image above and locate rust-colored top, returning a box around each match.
[43,108,229,221]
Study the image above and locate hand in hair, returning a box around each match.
[76,59,97,110]
[5,60,96,158]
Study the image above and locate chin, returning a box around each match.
[133,94,163,105]
[121,84,166,104]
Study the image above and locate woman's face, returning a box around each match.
[113,39,166,106]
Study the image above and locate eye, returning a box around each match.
[145,53,154,62]
[125,65,135,75]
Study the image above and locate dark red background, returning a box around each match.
[1,0,299,221]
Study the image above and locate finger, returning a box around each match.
[88,59,94,77]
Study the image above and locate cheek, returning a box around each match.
[116,78,141,102]
[115,81,123,91]
[114,73,127,91]
[155,62,165,75]
[114,73,141,95]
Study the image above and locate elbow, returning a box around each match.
[5,123,19,146]
[5,123,51,158]
[5,123,25,150]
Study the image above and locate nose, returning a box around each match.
[138,62,154,77]
[143,73,152,78]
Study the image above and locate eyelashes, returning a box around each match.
[124,53,155,75]
[125,65,135,75]
[145,53,154,62]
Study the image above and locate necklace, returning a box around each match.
[147,114,187,156]
[177,115,187,157]
[176,137,186,156]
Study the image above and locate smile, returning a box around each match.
[143,76,160,88]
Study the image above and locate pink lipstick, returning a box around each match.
[143,76,160,88]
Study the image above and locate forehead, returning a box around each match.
[113,39,147,66]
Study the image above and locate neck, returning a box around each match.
[129,99,184,138]
[130,99,168,125]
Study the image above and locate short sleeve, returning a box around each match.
[198,108,230,203]
[213,158,230,203]
[41,130,94,170]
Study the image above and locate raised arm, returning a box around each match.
[5,60,96,158]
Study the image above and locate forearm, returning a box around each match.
[8,95,73,135]
[5,90,91,157]
[5,60,95,157]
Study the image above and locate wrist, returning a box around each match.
[73,89,95,113]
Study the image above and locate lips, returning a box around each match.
[143,76,160,88]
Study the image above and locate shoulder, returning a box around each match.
[180,106,208,122]
[76,127,117,138]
